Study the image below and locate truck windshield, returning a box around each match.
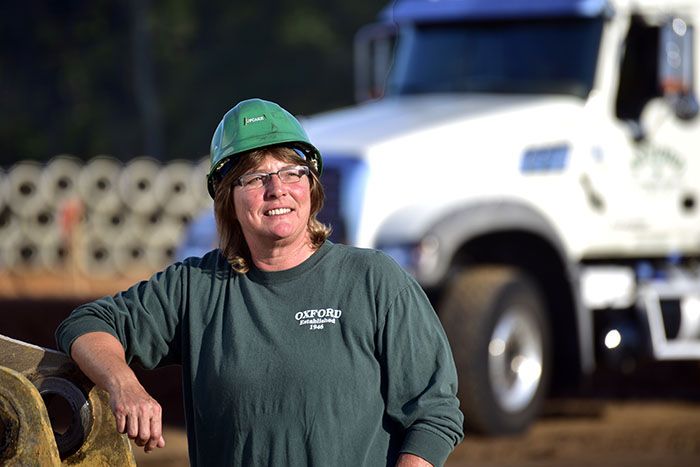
[388,16,604,98]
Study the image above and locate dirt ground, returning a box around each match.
[130,398,700,467]
[447,400,700,467]
[131,367,700,467]
[120,345,700,467]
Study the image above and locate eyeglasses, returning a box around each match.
[235,165,310,190]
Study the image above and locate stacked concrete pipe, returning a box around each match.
[0,155,212,277]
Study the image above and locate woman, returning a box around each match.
[56,98,463,466]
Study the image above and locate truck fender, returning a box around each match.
[376,200,594,375]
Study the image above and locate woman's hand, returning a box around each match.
[70,332,166,453]
[396,453,433,466]
[109,378,166,453]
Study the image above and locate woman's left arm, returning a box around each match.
[396,453,433,467]
[377,277,465,467]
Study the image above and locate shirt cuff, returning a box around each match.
[400,428,454,467]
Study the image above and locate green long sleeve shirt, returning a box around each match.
[56,241,464,466]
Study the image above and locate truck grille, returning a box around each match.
[318,165,346,243]
[317,156,366,245]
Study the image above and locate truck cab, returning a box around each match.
[302,0,700,434]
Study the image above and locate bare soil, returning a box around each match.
[131,360,700,467]
[131,398,700,467]
[448,400,700,467]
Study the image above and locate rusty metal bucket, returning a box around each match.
[0,334,136,466]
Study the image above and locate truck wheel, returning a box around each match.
[440,266,551,435]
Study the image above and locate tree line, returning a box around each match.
[0,0,383,164]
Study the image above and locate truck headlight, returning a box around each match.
[379,235,440,278]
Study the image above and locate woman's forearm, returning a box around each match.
[396,453,433,467]
[70,331,165,452]
[70,332,137,392]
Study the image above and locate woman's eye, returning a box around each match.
[283,168,305,179]
[244,175,264,186]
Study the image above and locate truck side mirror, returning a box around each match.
[354,23,397,102]
[659,18,699,120]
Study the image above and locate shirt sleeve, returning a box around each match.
[377,275,465,466]
[55,262,187,369]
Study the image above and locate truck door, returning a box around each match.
[635,14,700,250]
[589,13,699,254]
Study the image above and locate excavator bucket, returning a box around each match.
[0,334,136,466]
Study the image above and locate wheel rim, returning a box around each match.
[487,305,543,413]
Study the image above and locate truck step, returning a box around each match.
[639,276,700,359]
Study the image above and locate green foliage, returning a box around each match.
[0,0,383,164]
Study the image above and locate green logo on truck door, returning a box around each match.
[631,144,685,190]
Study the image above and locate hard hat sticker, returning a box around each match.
[243,115,266,125]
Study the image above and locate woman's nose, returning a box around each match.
[264,173,286,197]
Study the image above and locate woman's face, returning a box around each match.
[233,153,312,250]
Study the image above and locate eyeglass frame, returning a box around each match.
[234,165,310,190]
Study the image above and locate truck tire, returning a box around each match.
[440,265,551,435]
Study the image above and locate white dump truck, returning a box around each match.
[299,0,700,434]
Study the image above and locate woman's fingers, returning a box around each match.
[144,406,164,452]
[136,406,152,446]
[114,410,126,434]
[127,409,140,440]
[109,386,165,452]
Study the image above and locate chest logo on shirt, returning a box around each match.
[294,308,342,331]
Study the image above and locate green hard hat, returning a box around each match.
[207,98,322,198]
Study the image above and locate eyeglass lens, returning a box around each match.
[237,166,308,189]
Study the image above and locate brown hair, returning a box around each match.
[213,146,331,273]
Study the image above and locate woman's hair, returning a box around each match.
[213,146,331,273]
